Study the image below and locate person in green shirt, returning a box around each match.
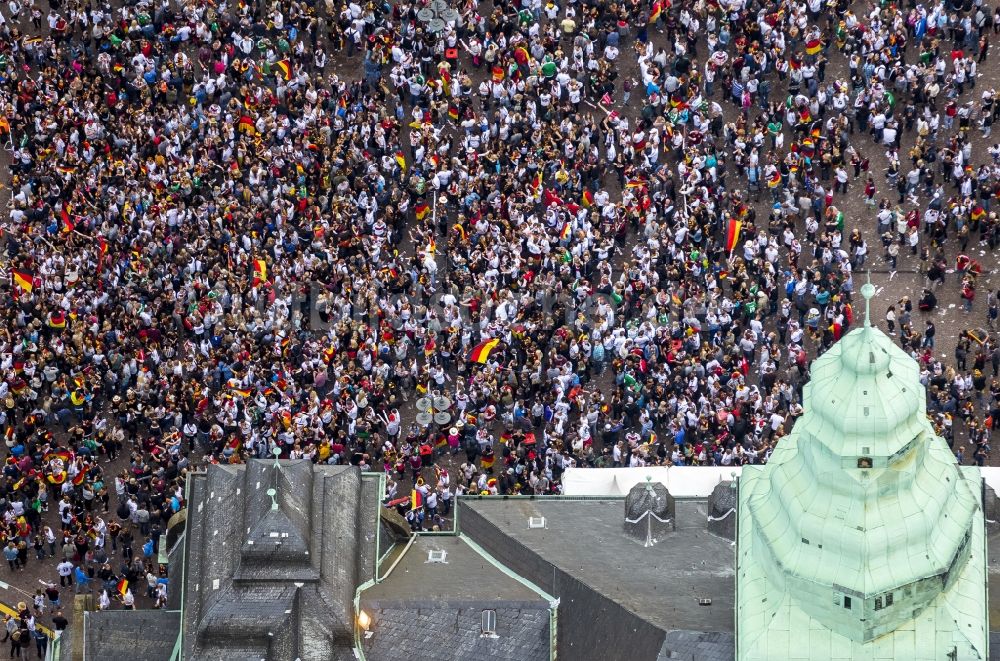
[767,120,782,149]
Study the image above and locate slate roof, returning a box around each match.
[82,610,180,661]
[460,498,735,633]
[361,536,552,661]
[658,631,735,661]
[182,460,382,660]
[361,605,550,661]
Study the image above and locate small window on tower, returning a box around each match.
[875,597,883,610]
[844,596,852,609]
[857,457,873,469]
[885,593,893,607]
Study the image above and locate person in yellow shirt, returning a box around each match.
[317,440,332,463]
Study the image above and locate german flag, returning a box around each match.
[55,165,76,175]
[414,202,430,221]
[252,259,267,287]
[453,223,466,241]
[560,222,572,241]
[410,489,423,510]
[69,390,84,406]
[805,38,822,55]
[0,117,9,134]
[648,0,663,24]
[448,105,459,120]
[581,190,594,207]
[725,218,743,253]
[972,206,986,222]
[275,59,292,80]
[530,171,542,195]
[47,471,66,485]
[767,171,782,189]
[237,115,257,135]
[625,178,647,189]
[468,338,500,364]
[491,66,505,83]
[395,150,406,171]
[230,387,252,398]
[480,453,495,470]
[116,578,128,597]
[44,451,73,464]
[96,237,108,258]
[72,471,86,486]
[60,205,74,233]
[49,312,67,329]
[12,270,33,294]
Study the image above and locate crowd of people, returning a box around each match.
[0,0,999,610]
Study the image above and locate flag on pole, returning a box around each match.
[60,206,75,233]
[252,259,267,287]
[410,489,423,510]
[275,59,292,80]
[725,218,743,253]
[468,338,500,364]
[12,270,34,294]
[116,579,128,597]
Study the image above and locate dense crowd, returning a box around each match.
[0,0,999,590]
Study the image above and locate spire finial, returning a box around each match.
[860,272,875,328]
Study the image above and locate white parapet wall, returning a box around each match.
[563,466,1000,499]
[561,466,742,498]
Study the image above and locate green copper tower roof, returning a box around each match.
[737,283,988,660]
